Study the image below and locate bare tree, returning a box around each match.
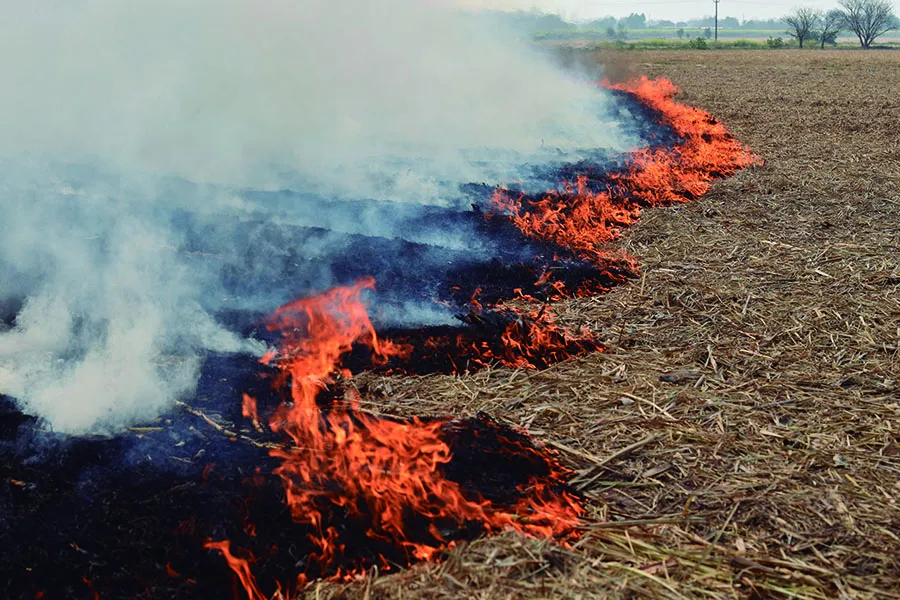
[818,9,845,48]
[784,7,820,48]
[839,0,898,48]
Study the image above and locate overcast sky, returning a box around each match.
[449,0,843,22]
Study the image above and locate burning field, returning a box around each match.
[1,5,898,600]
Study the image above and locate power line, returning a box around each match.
[714,0,720,40]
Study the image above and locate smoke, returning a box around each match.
[0,0,629,433]
[0,165,265,433]
[0,0,630,197]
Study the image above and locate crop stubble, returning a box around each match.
[317,50,900,599]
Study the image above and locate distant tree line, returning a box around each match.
[784,0,898,47]
[574,14,791,31]
[476,10,791,35]
[475,3,898,48]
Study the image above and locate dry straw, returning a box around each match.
[182,50,899,599]
[319,50,900,599]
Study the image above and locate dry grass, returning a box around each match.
[307,50,900,599]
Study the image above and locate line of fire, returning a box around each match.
[1,78,760,599]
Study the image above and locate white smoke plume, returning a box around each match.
[0,0,627,433]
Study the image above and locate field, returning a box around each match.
[540,37,900,51]
[535,29,789,41]
[535,28,900,45]
[311,50,900,598]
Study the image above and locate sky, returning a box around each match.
[449,0,842,22]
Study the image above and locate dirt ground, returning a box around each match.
[311,50,900,599]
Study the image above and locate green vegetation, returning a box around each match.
[509,3,899,49]
[687,37,709,49]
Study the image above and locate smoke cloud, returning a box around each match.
[0,0,628,433]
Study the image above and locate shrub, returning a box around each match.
[766,36,786,48]
[726,38,766,48]
[688,36,709,49]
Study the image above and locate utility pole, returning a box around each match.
[714,0,720,41]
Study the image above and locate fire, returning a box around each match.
[209,76,761,596]
[491,179,641,266]
[204,541,267,600]
[210,278,583,597]
[491,77,760,271]
[376,304,602,375]
[398,78,761,374]
[242,394,263,432]
[607,76,761,204]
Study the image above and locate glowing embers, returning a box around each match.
[209,279,584,597]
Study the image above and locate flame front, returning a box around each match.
[209,76,760,597]
[492,77,761,270]
[210,278,583,597]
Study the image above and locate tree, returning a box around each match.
[839,0,898,47]
[742,18,789,29]
[586,17,617,30]
[619,13,647,29]
[784,7,819,48]
[818,9,845,48]
[677,27,685,39]
[721,16,741,28]
[532,14,575,31]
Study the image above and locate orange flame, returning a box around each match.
[269,278,582,552]
[242,393,263,433]
[205,541,266,600]
[608,76,761,204]
[210,76,761,597]
[211,278,583,597]
[491,77,760,271]
[383,304,602,375]
[491,179,641,267]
